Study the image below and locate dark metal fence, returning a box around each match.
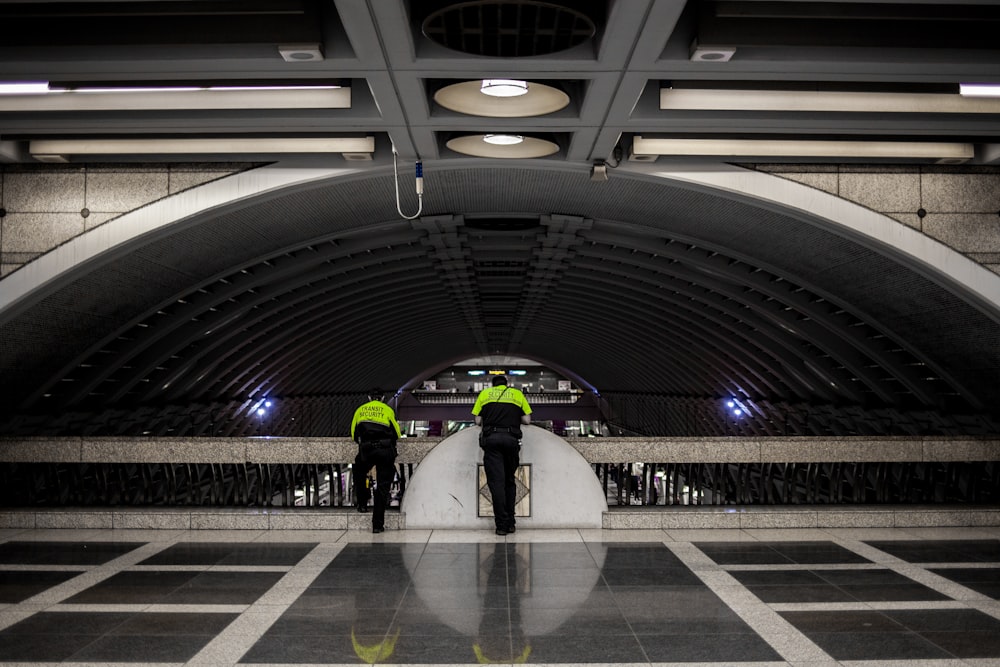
[3,460,998,508]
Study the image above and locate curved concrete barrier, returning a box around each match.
[402,425,607,529]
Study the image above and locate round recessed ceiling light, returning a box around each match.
[434,80,570,118]
[446,134,559,158]
[480,79,528,97]
[483,133,523,145]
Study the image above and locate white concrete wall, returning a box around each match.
[401,425,608,529]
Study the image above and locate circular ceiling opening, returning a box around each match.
[421,1,597,57]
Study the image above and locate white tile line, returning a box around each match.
[1,528,1000,666]
[663,540,833,663]
[187,542,346,665]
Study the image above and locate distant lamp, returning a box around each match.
[483,133,523,145]
[480,79,528,97]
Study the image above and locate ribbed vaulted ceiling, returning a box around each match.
[1,0,999,436]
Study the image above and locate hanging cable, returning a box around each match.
[393,149,423,220]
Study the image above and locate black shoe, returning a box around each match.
[506,525,516,534]
[372,526,385,534]
[495,528,508,536]
[357,505,369,513]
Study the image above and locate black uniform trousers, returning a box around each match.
[480,431,520,530]
[354,441,397,529]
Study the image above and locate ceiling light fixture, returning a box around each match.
[480,79,529,97]
[434,80,569,118]
[29,136,375,161]
[0,85,350,111]
[960,83,1000,98]
[631,136,975,161]
[661,87,1000,113]
[446,134,559,158]
[483,134,523,145]
[0,81,50,94]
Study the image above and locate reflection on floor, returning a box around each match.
[0,525,999,665]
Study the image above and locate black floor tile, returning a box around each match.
[0,631,103,662]
[731,568,950,603]
[525,633,647,663]
[524,608,633,636]
[639,632,782,662]
[600,565,702,586]
[509,586,617,610]
[743,583,858,603]
[884,608,1000,633]
[764,541,872,564]
[931,567,1000,597]
[68,633,217,662]
[805,630,954,660]
[240,634,365,663]
[780,609,905,633]
[110,611,239,636]
[0,611,129,662]
[1,611,132,635]
[0,569,81,602]
[692,542,796,565]
[138,541,318,566]
[781,610,992,660]
[65,569,283,605]
[0,540,145,565]
[922,631,1000,658]
[865,539,1000,562]
[64,570,199,604]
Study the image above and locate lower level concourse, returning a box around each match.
[1,522,1000,666]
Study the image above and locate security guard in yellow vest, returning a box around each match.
[472,375,532,535]
[351,389,401,533]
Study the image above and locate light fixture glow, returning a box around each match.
[661,87,1000,113]
[0,85,350,111]
[483,134,524,145]
[480,79,528,97]
[960,83,1000,98]
[29,136,375,158]
[632,136,975,161]
[0,81,50,94]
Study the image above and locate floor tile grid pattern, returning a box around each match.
[0,528,997,665]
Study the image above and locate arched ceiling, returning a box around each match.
[1,163,998,435]
[1,0,999,435]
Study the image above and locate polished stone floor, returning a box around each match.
[0,524,999,665]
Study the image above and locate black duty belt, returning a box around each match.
[361,439,395,448]
[484,426,515,435]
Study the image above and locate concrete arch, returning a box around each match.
[3,162,996,324]
[634,163,1000,320]
[2,160,998,434]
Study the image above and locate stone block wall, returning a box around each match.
[755,164,1000,276]
[2,163,998,278]
[0,163,250,276]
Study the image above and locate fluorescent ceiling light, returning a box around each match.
[483,134,523,145]
[480,79,529,97]
[632,136,975,160]
[959,83,1000,98]
[660,88,1000,113]
[29,136,375,158]
[0,86,350,111]
[0,81,50,94]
